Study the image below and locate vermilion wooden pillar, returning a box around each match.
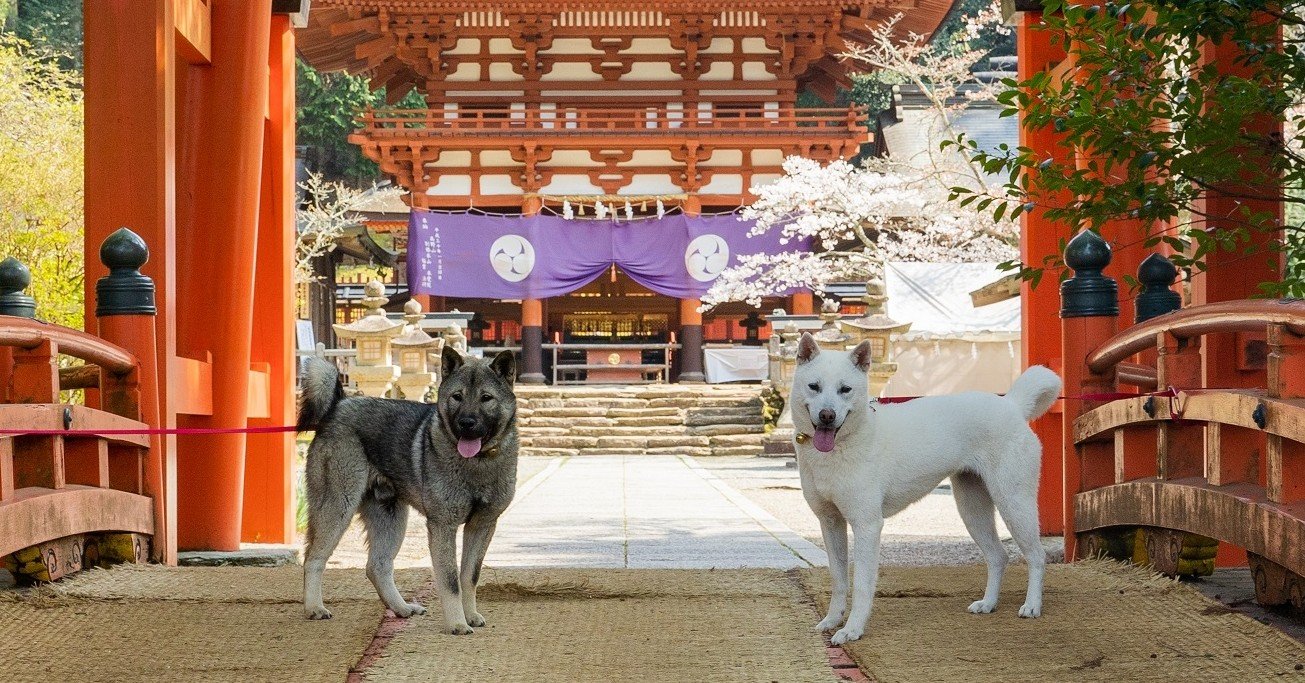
[790,292,814,315]
[175,0,273,550]
[1190,29,1284,385]
[243,14,296,544]
[83,1,182,562]
[1189,25,1284,568]
[1018,11,1069,533]
[518,195,547,383]
[678,297,706,383]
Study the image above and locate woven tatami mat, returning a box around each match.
[0,566,385,683]
[798,560,1305,682]
[365,568,834,683]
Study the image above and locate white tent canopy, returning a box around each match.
[884,261,1020,341]
[879,261,1022,397]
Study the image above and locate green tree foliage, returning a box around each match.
[0,37,84,327]
[12,0,81,72]
[297,59,424,185]
[964,0,1305,296]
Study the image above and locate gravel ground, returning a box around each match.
[693,455,1064,566]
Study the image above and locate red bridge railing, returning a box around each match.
[1059,230,1305,614]
[0,228,169,581]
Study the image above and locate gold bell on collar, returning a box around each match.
[794,432,811,445]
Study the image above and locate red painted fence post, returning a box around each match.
[1059,230,1119,560]
[95,228,174,564]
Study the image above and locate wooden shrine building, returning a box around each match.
[298,0,953,382]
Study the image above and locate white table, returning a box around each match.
[703,346,769,383]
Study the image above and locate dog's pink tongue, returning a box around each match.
[812,428,837,453]
[457,438,482,458]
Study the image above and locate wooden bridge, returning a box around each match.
[1059,230,1305,616]
[0,230,171,580]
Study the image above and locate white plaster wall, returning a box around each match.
[544,38,603,55]
[446,62,481,81]
[699,62,735,81]
[447,38,480,55]
[541,63,604,81]
[699,149,744,167]
[428,150,473,168]
[478,174,520,196]
[625,174,682,194]
[699,174,744,195]
[741,62,776,80]
[616,150,676,167]
[479,150,522,167]
[541,175,604,194]
[488,62,525,81]
[426,175,473,195]
[549,150,604,167]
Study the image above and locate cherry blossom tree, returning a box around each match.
[702,7,1018,308]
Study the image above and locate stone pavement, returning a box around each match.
[326,453,1065,571]
[486,455,825,568]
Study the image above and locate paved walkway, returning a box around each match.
[487,455,825,568]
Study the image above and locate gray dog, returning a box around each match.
[296,347,519,634]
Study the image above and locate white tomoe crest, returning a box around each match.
[489,234,536,282]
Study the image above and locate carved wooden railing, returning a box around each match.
[1060,230,1305,614]
[357,105,868,137]
[0,229,168,581]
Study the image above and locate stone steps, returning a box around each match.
[512,384,767,456]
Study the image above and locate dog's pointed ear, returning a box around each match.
[490,349,517,383]
[796,333,820,365]
[850,339,873,373]
[441,345,464,379]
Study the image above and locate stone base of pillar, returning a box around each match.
[678,324,705,383]
[519,325,546,384]
[761,430,796,457]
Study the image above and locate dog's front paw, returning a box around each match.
[815,615,843,632]
[305,606,333,620]
[1018,602,1042,618]
[966,599,997,614]
[831,626,863,645]
[467,611,486,628]
[448,622,475,635]
[392,602,427,618]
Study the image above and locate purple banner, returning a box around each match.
[408,210,807,299]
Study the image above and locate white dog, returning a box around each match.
[791,333,1061,645]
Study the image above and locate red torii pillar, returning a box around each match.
[84,1,296,553]
[1017,11,1070,534]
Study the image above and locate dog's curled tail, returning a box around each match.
[297,357,346,431]
[1005,365,1063,421]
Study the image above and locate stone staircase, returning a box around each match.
[515,385,766,457]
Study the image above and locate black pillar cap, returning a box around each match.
[1060,229,1119,318]
[96,227,156,317]
[1135,253,1182,323]
[0,256,36,318]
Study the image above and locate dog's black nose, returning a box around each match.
[457,416,477,431]
[818,409,836,425]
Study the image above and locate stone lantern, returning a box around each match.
[840,274,911,397]
[762,321,804,456]
[391,298,444,401]
[442,322,468,355]
[811,298,851,351]
[333,280,404,397]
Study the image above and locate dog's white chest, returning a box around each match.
[798,450,864,509]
